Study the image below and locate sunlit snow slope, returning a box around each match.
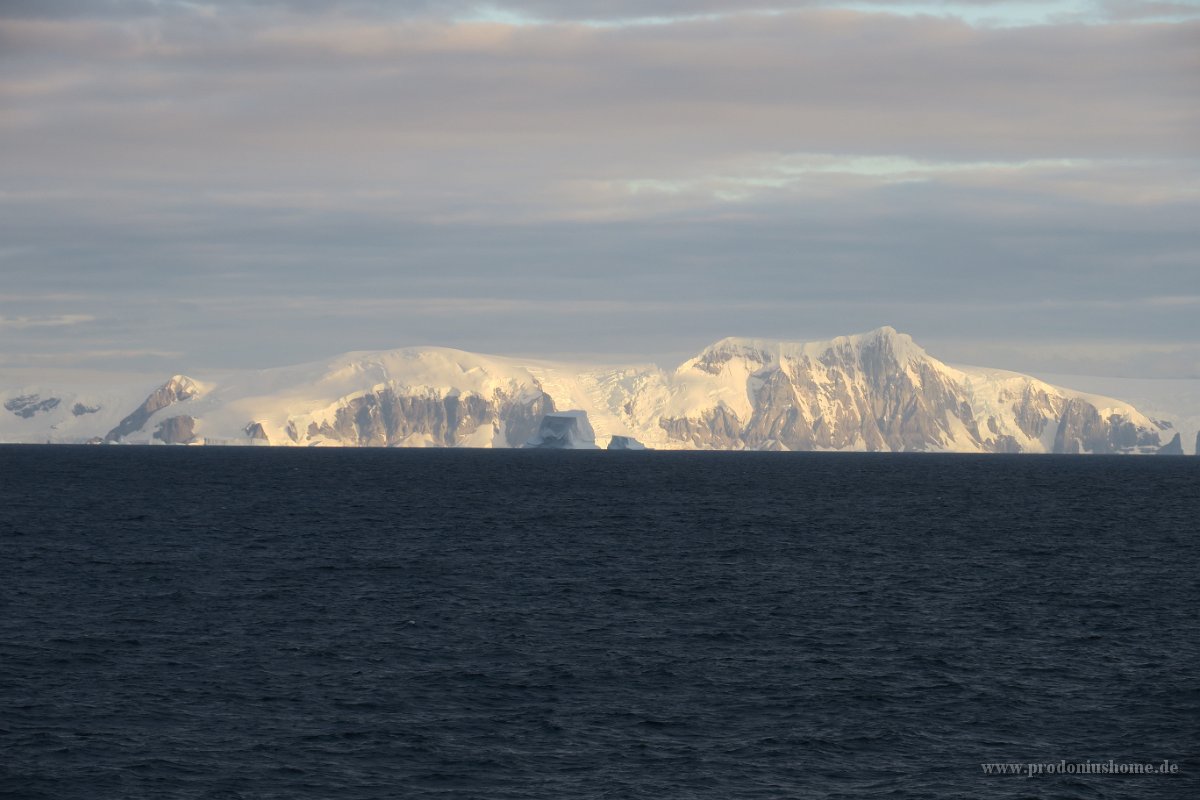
[1,328,1187,453]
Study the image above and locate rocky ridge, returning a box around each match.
[2,328,1191,454]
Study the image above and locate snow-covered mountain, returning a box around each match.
[1,327,1191,454]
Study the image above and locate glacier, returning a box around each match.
[1,327,1193,454]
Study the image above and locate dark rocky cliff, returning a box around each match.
[658,330,1164,454]
[106,376,199,442]
[283,388,554,447]
[153,415,196,444]
[1155,433,1183,455]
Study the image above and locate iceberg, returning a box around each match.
[522,411,599,449]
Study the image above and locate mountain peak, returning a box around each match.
[165,374,201,393]
[834,326,927,364]
[103,374,202,442]
[694,326,925,367]
[5,327,1178,453]
[862,324,901,340]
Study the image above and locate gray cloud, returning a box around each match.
[1,2,1197,377]
[0,1,985,21]
[0,349,182,367]
[6,1,1194,23]
[3,9,1195,181]
[0,314,94,329]
[1099,1,1200,20]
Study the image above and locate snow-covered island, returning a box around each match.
[2,327,1197,454]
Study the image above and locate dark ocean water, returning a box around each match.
[1,446,1197,799]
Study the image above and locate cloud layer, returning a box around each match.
[1,1,1197,376]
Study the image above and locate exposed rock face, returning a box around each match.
[523,411,598,449]
[990,435,1022,454]
[608,435,647,450]
[1052,399,1160,454]
[501,392,556,448]
[106,376,199,442]
[1155,433,1184,455]
[660,330,982,452]
[656,328,1164,454]
[51,328,1169,452]
[4,394,61,418]
[153,415,196,444]
[667,331,974,453]
[334,390,482,447]
[1053,399,1106,455]
[660,406,743,449]
[1004,384,1061,441]
[283,388,554,447]
[243,422,269,442]
[71,402,100,416]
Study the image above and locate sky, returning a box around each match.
[1,0,1198,378]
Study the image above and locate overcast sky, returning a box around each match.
[2,0,1198,377]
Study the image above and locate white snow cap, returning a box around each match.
[1,327,1184,452]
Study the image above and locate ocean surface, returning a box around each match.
[1,446,1197,799]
